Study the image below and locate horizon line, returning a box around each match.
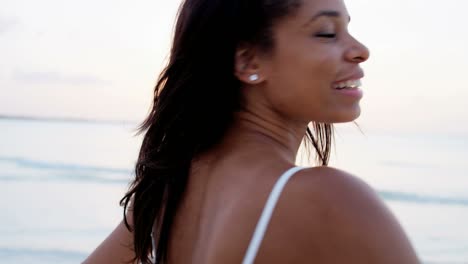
[0,114,139,125]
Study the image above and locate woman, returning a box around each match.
[84,0,421,263]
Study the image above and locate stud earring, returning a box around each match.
[249,74,259,82]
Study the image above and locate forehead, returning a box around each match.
[300,0,348,12]
[289,0,349,24]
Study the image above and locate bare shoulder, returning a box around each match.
[255,166,421,263]
[293,166,385,206]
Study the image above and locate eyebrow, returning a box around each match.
[304,10,351,26]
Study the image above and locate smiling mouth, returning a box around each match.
[333,79,362,90]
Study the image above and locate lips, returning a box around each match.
[333,70,364,87]
[333,79,362,90]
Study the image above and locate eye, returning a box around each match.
[315,33,336,38]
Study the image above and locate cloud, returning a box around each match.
[0,16,20,34]
[12,70,110,86]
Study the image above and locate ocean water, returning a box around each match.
[0,119,467,263]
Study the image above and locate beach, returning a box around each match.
[0,118,467,263]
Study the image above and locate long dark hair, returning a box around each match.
[120,0,333,263]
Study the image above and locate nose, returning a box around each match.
[345,36,370,63]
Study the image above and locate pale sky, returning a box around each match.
[1,0,467,134]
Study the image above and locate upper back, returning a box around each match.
[167,160,421,264]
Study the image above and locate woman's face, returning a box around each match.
[257,0,370,123]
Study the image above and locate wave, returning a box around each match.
[378,190,468,207]
[379,160,440,170]
[0,173,130,184]
[2,156,468,207]
[0,156,132,184]
[424,261,468,264]
[0,156,131,174]
[0,247,86,263]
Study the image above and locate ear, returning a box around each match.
[234,44,264,84]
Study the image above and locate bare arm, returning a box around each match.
[82,212,135,264]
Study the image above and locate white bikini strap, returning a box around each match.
[242,166,306,264]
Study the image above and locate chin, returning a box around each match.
[308,106,361,124]
[331,108,361,123]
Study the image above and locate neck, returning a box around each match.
[221,110,308,164]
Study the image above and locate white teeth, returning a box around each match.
[333,79,362,89]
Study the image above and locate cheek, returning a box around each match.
[302,48,339,82]
[265,59,337,120]
[276,43,338,86]
[263,42,345,120]
[272,49,337,102]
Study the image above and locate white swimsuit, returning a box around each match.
[242,166,307,264]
